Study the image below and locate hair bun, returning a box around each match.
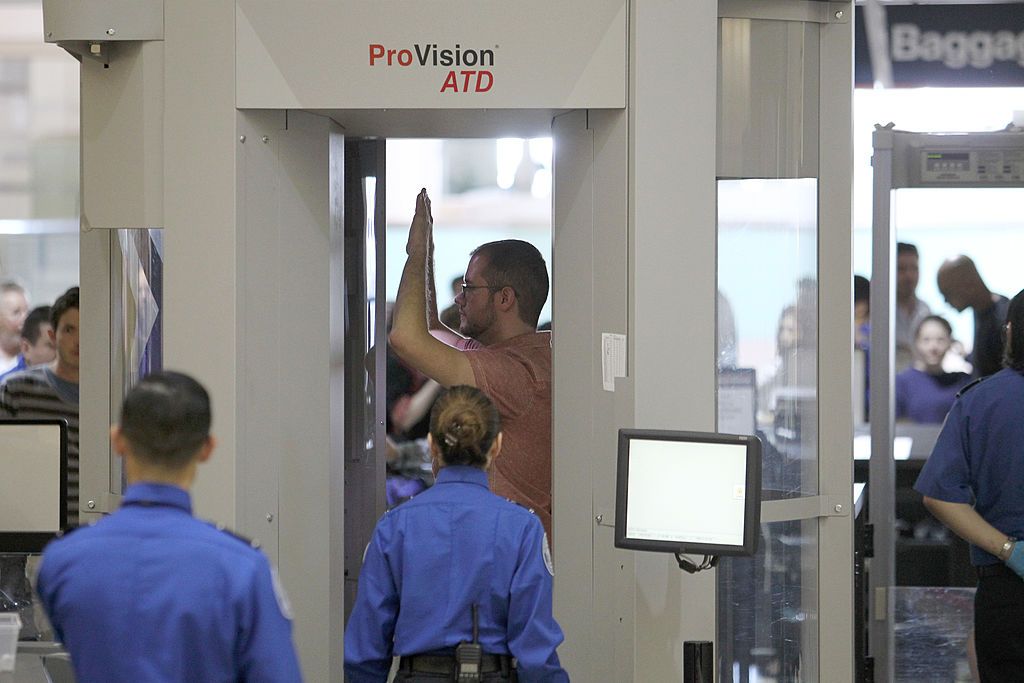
[443,421,463,447]
[429,386,501,469]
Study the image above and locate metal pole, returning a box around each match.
[867,124,896,681]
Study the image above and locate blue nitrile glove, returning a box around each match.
[1005,542,1024,579]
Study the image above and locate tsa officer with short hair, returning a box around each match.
[37,371,303,683]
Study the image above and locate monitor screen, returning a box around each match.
[614,429,761,557]
[0,419,68,553]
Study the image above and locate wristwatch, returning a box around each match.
[999,537,1017,561]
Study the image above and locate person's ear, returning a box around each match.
[496,287,516,313]
[485,432,504,468]
[48,327,56,343]
[110,426,128,459]
[196,435,216,464]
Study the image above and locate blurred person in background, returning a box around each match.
[0,280,29,374]
[937,255,1009,378]
[895,315,970,424]
[0,305,54,383]
[895,242,931,372]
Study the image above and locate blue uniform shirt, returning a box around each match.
[0,354,25,383]
[344,465,568,682]
[915,369,1024,565]
[37,482,303,683]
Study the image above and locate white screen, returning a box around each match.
[625,438,747,546]
[0,424,63,532]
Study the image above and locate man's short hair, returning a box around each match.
[896,242,918,258]
[854,275,870,304]
[0,280,25,296]
[50,286,79,330]
[470,240,549,327]
[120,371,212,468]
[22,306,52,344]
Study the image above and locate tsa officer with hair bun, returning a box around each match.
[345,385,568,683]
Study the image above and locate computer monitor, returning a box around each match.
[614,428,762,557]
[0,419,68,553]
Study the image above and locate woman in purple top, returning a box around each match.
[896,315,971,424]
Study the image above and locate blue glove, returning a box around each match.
[1005,542,1024,578]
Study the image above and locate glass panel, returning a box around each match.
[717,519,820,682]
[892,586,975,682]
[110,229,164,494]
[716,178,818,495]
[716,178,819,681]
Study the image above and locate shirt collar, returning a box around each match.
[121,482,193,513]
[435,465,490,489]
[490,330,551,350]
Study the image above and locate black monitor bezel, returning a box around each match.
[0,418,69,553]
[614,428,762,557]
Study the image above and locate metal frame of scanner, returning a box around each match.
[868,124,1024,680]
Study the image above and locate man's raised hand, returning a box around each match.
[407,188,433,256]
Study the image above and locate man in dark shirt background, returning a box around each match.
[937,255,1009,378]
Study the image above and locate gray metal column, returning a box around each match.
[342,139,388,622]
[817,3,856,679]
[868,124,896,681]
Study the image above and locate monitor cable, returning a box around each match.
[675,552,718,573]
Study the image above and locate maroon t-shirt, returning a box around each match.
[462,331,553,538]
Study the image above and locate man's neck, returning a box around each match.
[973,290,997,314]
[897,293,916,312]
[50,359,79,384]
[480,320,534,346]
[127,463,197,491]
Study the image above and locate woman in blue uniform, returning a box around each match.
[915,288,1024,681]
[344,385,568,682]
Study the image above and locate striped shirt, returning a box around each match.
[0,366,80,524]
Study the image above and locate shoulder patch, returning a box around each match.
[956,376,987,398]
[210,522,261,549]
[507,498,536,515]
[542,532,554,576]
[271,567,294,620]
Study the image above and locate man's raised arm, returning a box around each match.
[425,221,468,347]
[389,189,475,388]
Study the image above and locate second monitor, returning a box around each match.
[614,428,762,558]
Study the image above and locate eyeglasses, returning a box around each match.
[460,283,508,295]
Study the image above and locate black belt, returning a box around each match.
[400,653,513,676]
[977,563,1018,578]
